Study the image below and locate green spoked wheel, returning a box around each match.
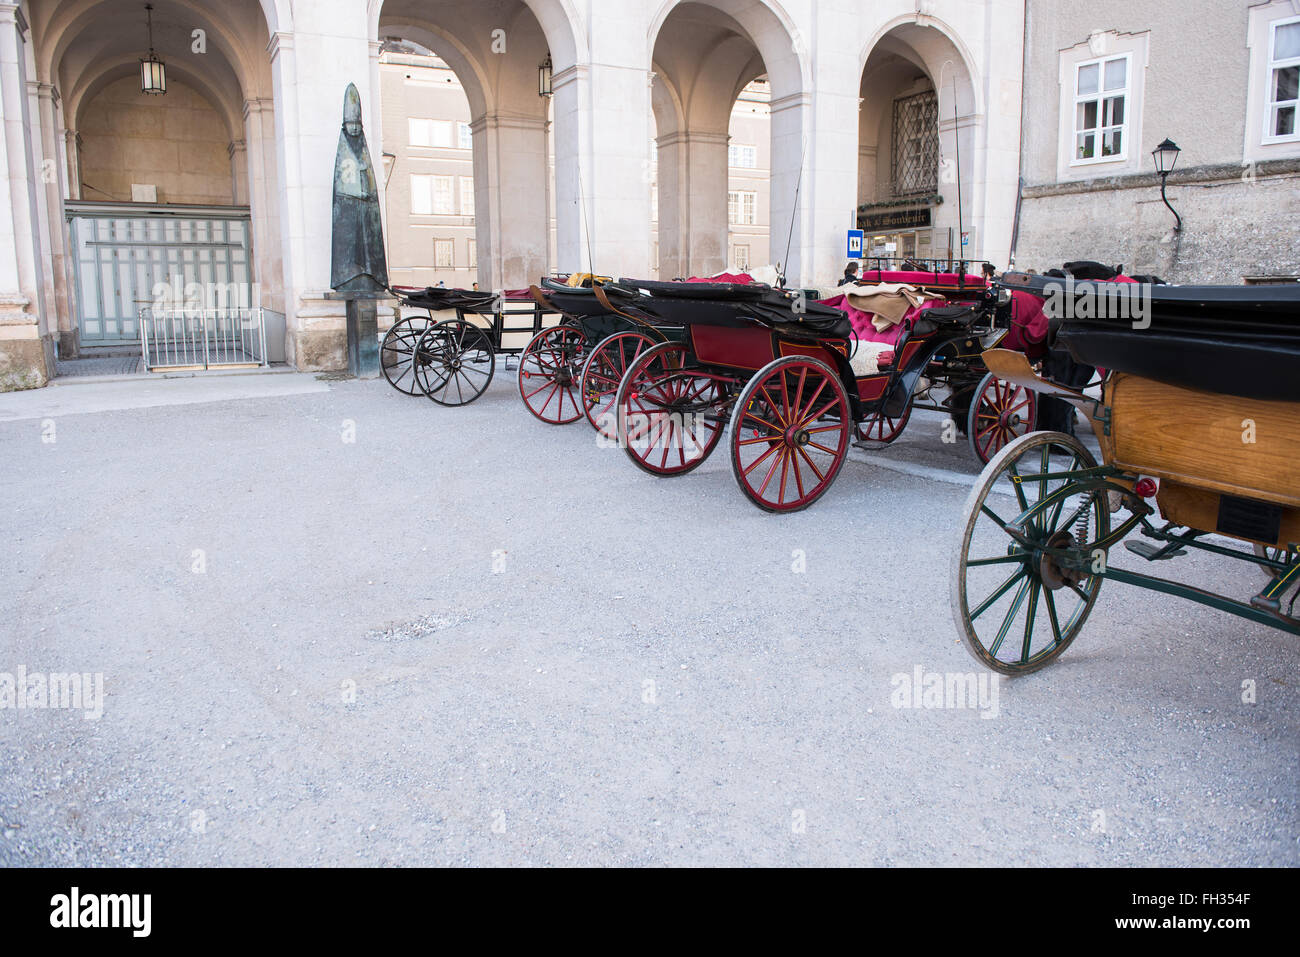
[952,430,1111,675]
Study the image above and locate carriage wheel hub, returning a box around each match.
[785,427,811,447]
[1039,530,1085,591]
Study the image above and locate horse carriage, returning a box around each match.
[590,270,1028,511]
[824,260,1045,461]
[379,277,684,429]
[520,277,684,430]
[379,285,556,405]
[951,273,1300,674]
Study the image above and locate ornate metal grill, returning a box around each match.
[891,91,938,197]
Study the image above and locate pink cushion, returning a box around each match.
[685,272,755,284]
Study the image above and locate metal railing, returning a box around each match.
[139,307,269,371]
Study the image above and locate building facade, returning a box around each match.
[0,0,1025,390]
[1014,0,1300,282]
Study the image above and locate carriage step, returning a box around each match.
[1125,541,1187,560]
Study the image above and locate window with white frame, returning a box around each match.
[431,175,455,214]
[459,177,474,215]
[410,174,433,214]
[1267,17,1300,140]
[409,119,454,148]
[458,122,473,150]
[467,239,477,269]
[728,190,756,225]
[728,144,757,168]
[733,244,750,271]
[434,239,454,268]
[1073,54,1130,163]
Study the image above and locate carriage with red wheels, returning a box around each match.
[597,273,1018,511]
[379,278,686,427]
[519,277,688,431]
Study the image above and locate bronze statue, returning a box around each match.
[330,83,388,293]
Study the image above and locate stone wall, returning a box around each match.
[78,77,234,206]
[1016,161,1300,283]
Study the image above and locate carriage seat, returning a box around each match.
[849,339,895,376]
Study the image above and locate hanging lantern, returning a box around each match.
[538,55,553,97]
[140,4,166,95]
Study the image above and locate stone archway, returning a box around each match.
[23,0,281,360]
[649,0,807,282]
[858,18,980,265]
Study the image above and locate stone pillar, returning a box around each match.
[471,112,549,290]
[242,98,283,313]
[552,60,652,280]
[767,91,810,286]
[34,81,74,359]
[229,139,247,205]
[0,3,50,390]
[62,128,79,200]
[655,128,729,279]
[268,7,380,371]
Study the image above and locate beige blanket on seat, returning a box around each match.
[842,282,939,331]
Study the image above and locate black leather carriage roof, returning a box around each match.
[606,279,852,337]
[616,278,773,301]
[1000,273,1300,402]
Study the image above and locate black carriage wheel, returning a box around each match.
[381,314,435,395]
[952,430,1109,675]
[412,318,496,406]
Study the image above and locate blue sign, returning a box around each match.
[846,229,864,259]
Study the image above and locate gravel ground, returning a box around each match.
[1,373,1295,866]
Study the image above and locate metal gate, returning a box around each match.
[67,203,252,347]
[139,307,268,371]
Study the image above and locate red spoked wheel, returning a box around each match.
[614,341,729,476]
[518,324,587,424]
[967,371,1038,465]
[580,330,657,437]
[728,356,851,512]
[855,399,913,445]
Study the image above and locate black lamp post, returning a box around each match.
[1151,137,1181,232]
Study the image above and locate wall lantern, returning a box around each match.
[140,4,166,95]
[1151,137,1181,232]
[538,55,553,97]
